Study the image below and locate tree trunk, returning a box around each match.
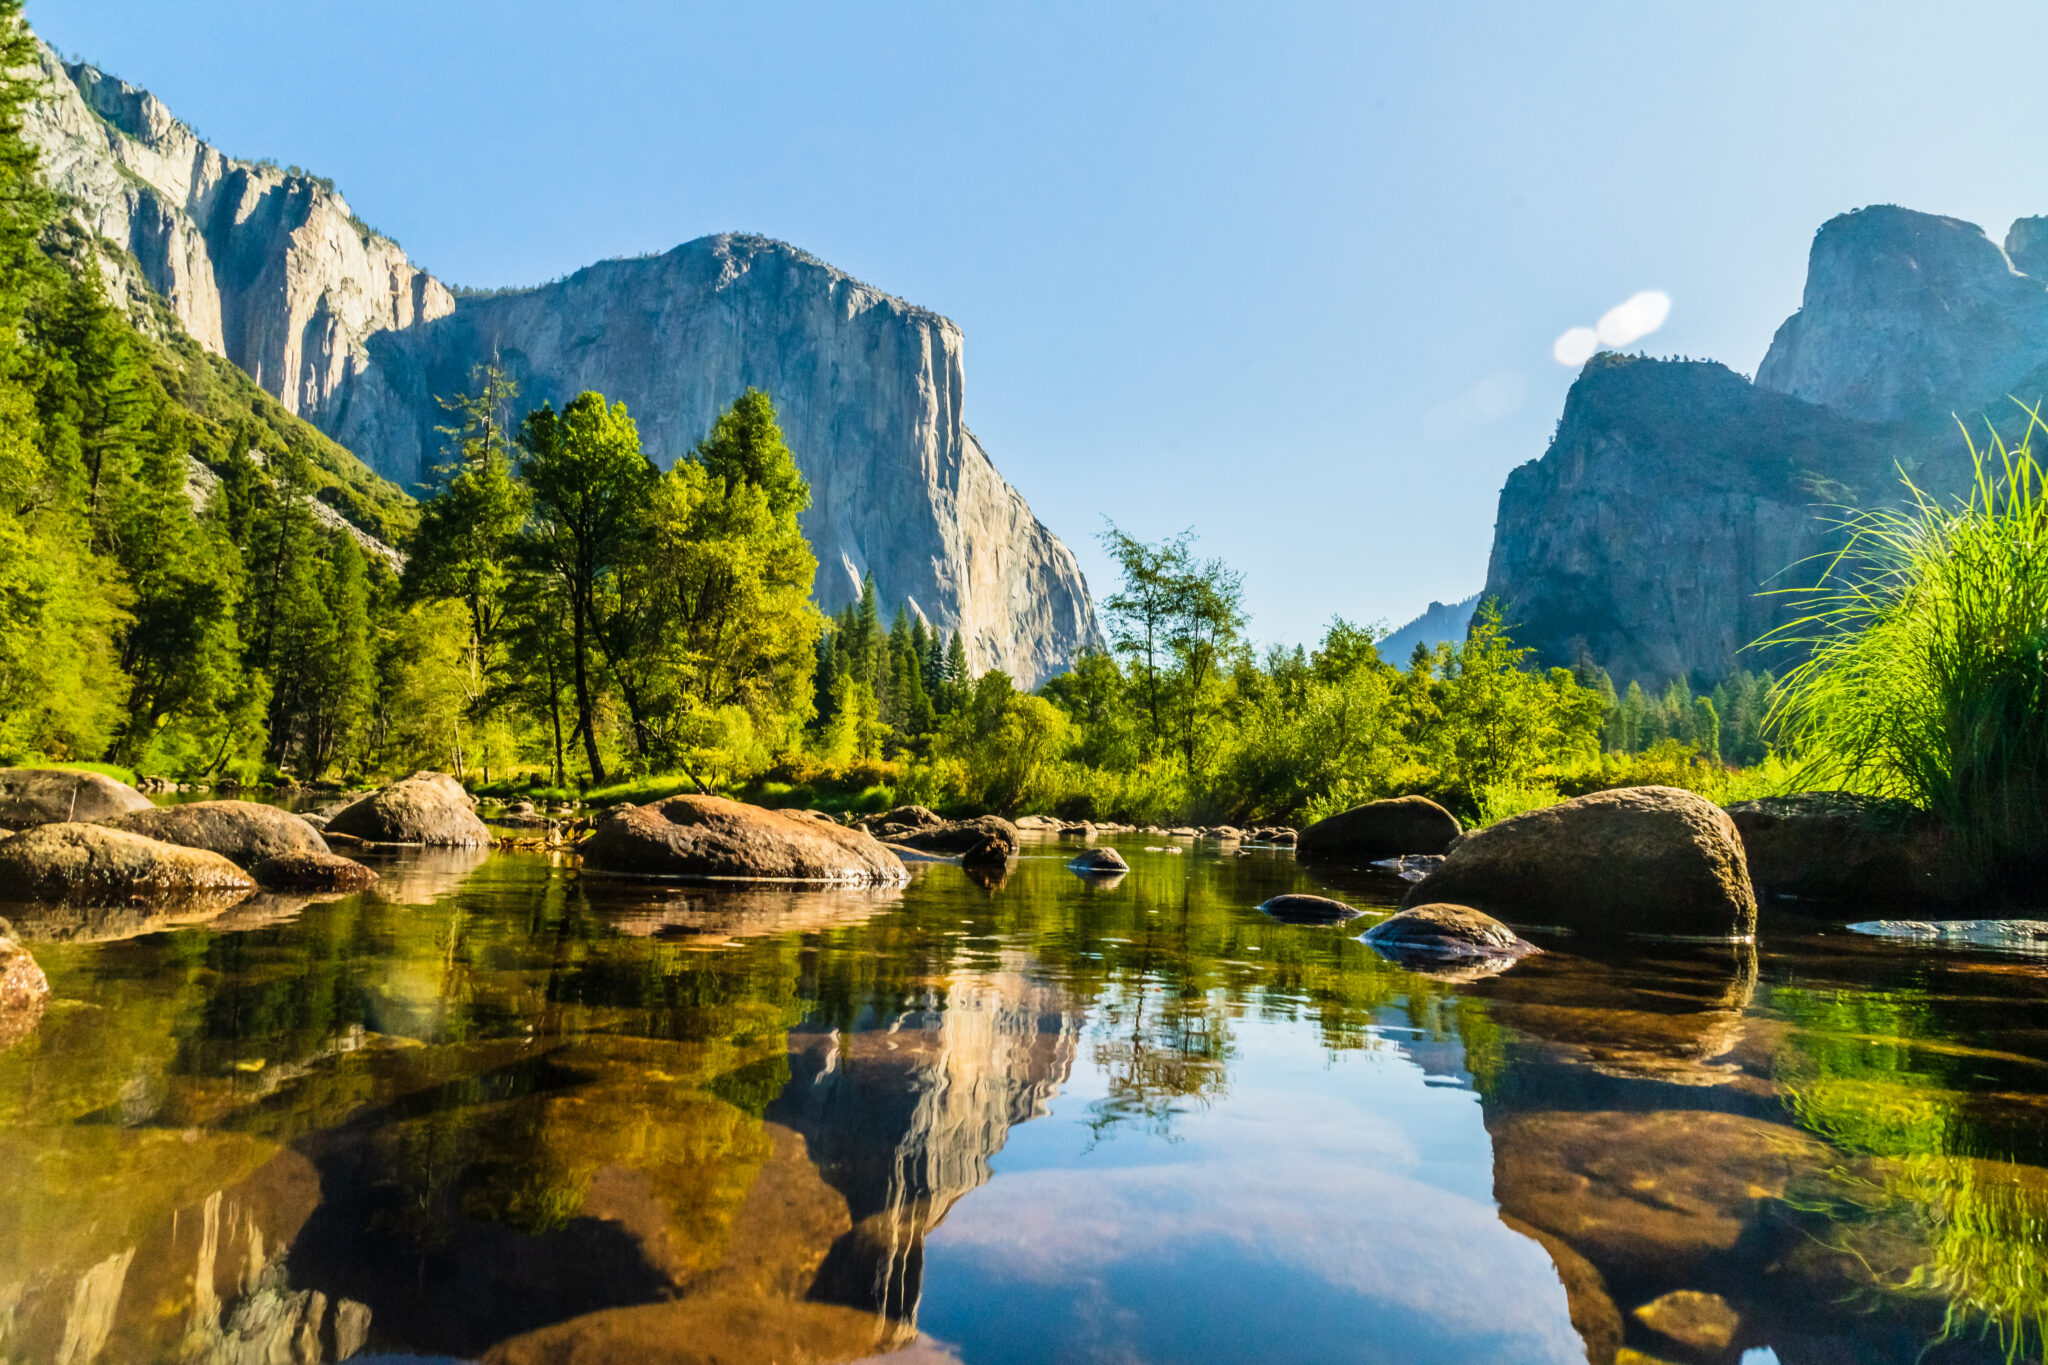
[570,590,606,784]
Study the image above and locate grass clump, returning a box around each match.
[1766,407,2048,881]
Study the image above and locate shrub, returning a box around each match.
[1767,412,2048,877]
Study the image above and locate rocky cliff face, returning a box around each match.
[24,42,1099,684]
[24,41,454,417]
[1488,205,2048,686]
[1755,206,2048,422]
[334,236,1101,682]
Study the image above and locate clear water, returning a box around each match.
[2,834,2045,1364]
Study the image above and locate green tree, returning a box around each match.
[517,392,657,784]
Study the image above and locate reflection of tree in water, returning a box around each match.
[1084,976,1232,1142]
[1771,980,2048,1361]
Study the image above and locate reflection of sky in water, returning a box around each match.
[920,1011,1584,1365]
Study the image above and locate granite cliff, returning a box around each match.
[332,236,1101,683]
[24,39,1100,684]
[1486,205,2048,684]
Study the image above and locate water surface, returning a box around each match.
[3,834,2045,1364]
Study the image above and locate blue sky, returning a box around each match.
[31,1,2048,644]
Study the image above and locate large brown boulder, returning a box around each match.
[250,851,379,892]
[1402,786,1757,939]
[0,823,256,901]
[103,799,329,868]
[327,772,491,847]
[582,795,908,884]
[889,816,1020,861]
[862,804,946,840]
[0,934,48,1050]
[1725,791,1962,909]
[0,767,152,830]
[1297,796,1461,862]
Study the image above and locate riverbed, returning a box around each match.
[2,833,2043,1364]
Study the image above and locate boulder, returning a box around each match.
[327,772,491,847]
[250,851,380,892]
[1297,796,1461,862]
[582,795,908,884]
[957,831,1015,867]
[1364,903,1538,959]
[1402,786,1756,939]
[1257,894,1362,924]
[0,935,48,1050]
[1724,791,1961,908]
[0,823,256,900]
[1069,847,1129,874]
[0,767,152,830]
[890,816,1020,861]
[862,805,946,839]
[103,800,329,868]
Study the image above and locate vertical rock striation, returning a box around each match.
[1755,206,2048,423]
[23,39,1100,683]
[24,40,455,416]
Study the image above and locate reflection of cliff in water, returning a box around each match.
[1465,942,2024,1365]
[772,952,1080,1332]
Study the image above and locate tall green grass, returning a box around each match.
[1766,407,2048,878]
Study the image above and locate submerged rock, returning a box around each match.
[1258,894,1363,924]
[1371,854,1445,883]
[0,822,255,900]
[1068,847,1129,874]
[1726,791,1961,907]
[1364,903,1538,961]
[582,795,908,884]
[1848,918,2048,955]
[1297,796,1461,863]
[1632,1289,1739,1351]
[326,772,491,847]
[1403,786,1756,940]
[250,851,379,892]
[0,934,48,1050]
[0,767,152,830]
[104,799,329,868]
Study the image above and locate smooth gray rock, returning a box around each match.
[1069,847,1129,874]
[0,768,152,830]
[104,799,330,868]
[1364,903,1537,959]
[327,772,491,847]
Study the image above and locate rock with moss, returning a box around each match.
[326,772,490,847]
[0,934,48,1050]
[0,823,255,901]
[103,799,329,868]
[249,851,379,892]
[1403,786,1756,939]
[1725,791,1961,908]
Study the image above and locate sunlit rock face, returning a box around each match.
[24,41,454,415]
[24,38,1101,683]
[336,236,1102,682]
[1756,206,2048,423]
[771,957,1081,1329]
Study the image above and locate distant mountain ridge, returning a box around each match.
[1376,595,1479,663]
[23,34,1101,684]
[1484,205,2048,685]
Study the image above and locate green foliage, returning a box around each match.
[1767,410,2048,876]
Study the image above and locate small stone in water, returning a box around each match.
[1632,1289,1738,1350]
